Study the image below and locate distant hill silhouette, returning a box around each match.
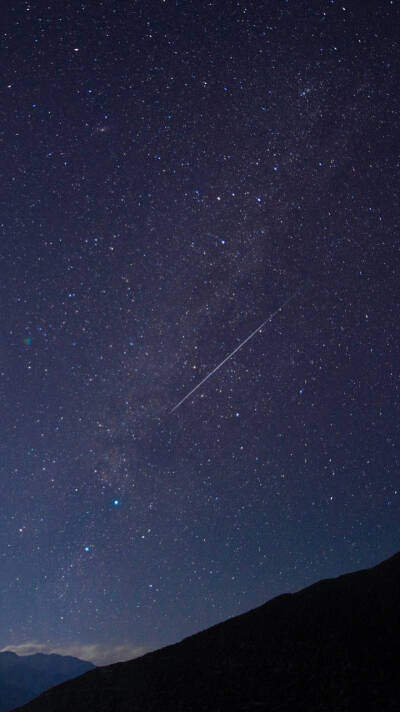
[0,652,94,712]
[12,552,400,711]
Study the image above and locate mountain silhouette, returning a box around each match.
[11,551,400,711]
[0,652,94,712]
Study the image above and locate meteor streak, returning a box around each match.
[170,290,299,413]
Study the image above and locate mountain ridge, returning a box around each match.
[12,551,400,711]
[0,651,94,712]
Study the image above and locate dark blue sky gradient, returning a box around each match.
[1,0,399,665]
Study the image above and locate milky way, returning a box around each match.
[1,0,399,666]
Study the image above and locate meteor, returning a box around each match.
[170,290,299,414]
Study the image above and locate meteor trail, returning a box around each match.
[170,290,299,414]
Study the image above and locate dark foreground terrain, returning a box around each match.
[0,652,94,712]
[13,551,400,711]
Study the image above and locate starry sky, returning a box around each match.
[1,0,399,666]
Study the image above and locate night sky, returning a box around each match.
[1,0,399,666]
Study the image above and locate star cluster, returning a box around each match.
[1,0,399,665]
